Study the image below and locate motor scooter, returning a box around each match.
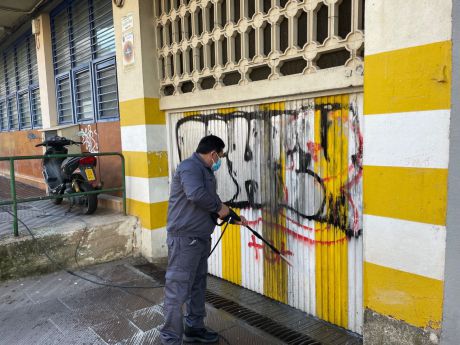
[35,136,98,214]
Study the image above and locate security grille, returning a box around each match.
[51,0,118,124]
[155,0,364,96]
[0,33,40,131]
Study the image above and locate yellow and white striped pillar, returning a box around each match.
[363,0,452,340]
[113,1,169,260]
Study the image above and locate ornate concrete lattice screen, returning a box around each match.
[168,94,364,333]
[155,0,364,95]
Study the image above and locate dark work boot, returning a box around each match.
[183,325,219,343]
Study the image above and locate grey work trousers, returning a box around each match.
[160,236,211,345]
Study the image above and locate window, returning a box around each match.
[0,33,41,131]
[51,0,119,124]
[155,0,364,95]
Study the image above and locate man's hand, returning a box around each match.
[217,204,230,219]
[234,215,248,226]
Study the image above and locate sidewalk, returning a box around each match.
[0,258,362,345]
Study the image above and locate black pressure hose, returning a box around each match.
[209,208,293,266]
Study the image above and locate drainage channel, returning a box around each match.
[134,263,322,345]
[205,289,321,345]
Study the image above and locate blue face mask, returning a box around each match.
[211,153,222,172]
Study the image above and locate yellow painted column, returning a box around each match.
[362,1,452,337]
[113,1,168,260]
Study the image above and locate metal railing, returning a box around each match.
[0,152,126,237]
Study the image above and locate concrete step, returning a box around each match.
[0,200,139,281]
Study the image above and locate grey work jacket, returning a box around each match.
[166,152,222,238]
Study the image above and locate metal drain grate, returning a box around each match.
[205,289,321,345]
[134,263,322,345]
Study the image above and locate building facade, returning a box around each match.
[1,0,459,344]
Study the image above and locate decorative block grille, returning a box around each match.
[155,0,364,96]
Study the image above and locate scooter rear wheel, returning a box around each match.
[79,182,98,214]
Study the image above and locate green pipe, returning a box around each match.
[0,187,124,206]
[120,154,127,216]
[0,152,124,161]
[9,159,18,237]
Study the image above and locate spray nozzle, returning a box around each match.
[227,208,241,223]
[213,207,241,225]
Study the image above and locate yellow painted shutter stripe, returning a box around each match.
[221,209,242,285]
[314,95,349,328]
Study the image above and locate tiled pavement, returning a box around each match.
[0,258,362,345]
[0,259,283,345]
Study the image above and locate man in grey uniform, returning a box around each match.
[160,135,246,344]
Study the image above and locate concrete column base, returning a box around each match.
[363,309,440,345]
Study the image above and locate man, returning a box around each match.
[160,135,246,345]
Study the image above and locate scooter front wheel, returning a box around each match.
[78,182,98,214]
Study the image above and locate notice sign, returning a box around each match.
[122,32,134,66]
[121,13,134,67]
[121,13,133,32]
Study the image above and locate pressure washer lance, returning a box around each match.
[210,208,293,267]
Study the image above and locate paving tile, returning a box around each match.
[127,304,165,332]
[92,317,141,345]
[120,282,165,306]
[41,327,108,345]
[0,290,34,313]
[49,304,123,333]
[82,263,149,285]
[1,319,61,345]
[60,286,128,310]
[116,328,162,345]
[23,271,94,304]
[0,298,69,327]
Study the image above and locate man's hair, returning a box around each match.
[196,135,225,154]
